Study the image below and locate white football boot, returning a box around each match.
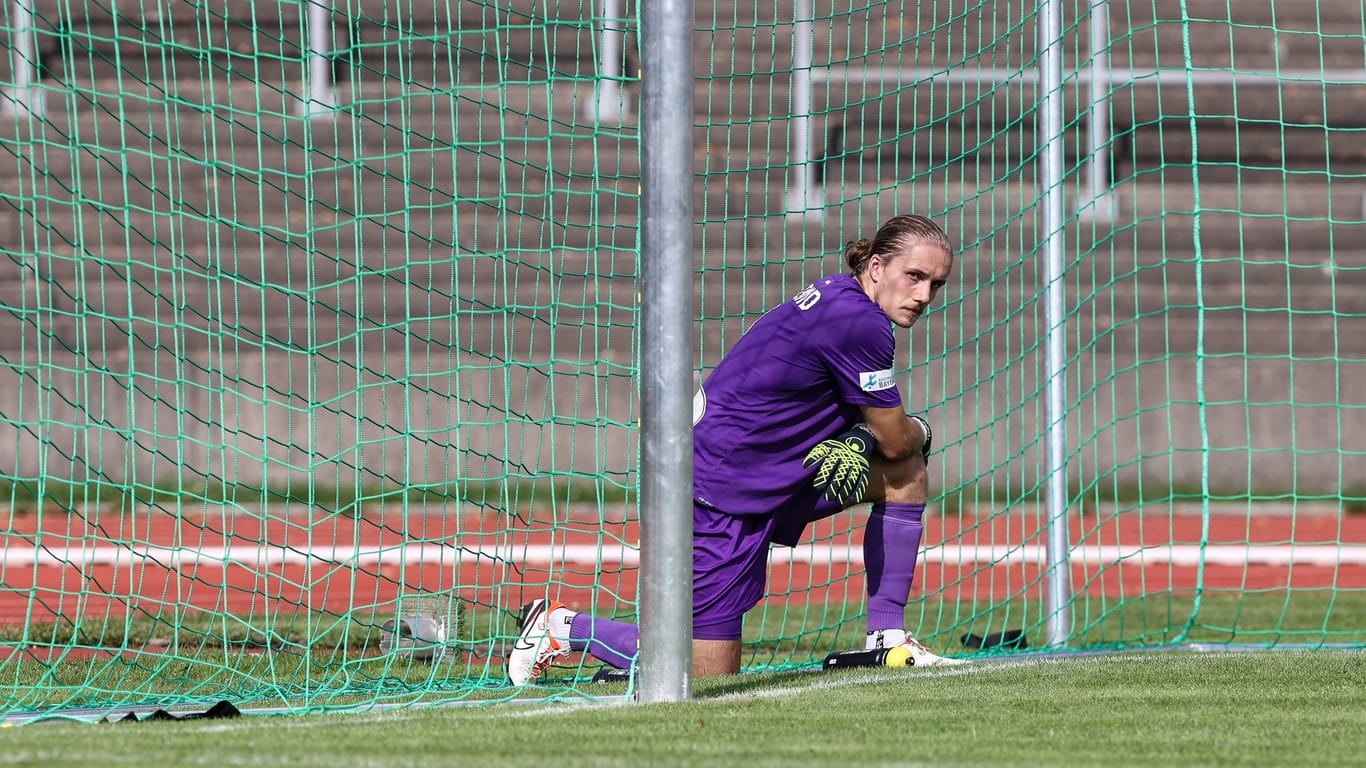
[506,599,570,685]
[899,636,968,667]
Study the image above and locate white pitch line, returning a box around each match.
[2,543,1363,568]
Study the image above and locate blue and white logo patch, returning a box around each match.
[859,369,896,392]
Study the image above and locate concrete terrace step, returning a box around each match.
[0,255,642,354]
[15,72,1357,146]
[818,77,1366,132]
[784,119,1366,181]
[700,2,1366,72]
[715,0,1366,33]
[0,78,631,145]
[672,264,1354,359]
[8,0,604,83]
[19,0,593,27]
[705,0,1366,30]
[2,74,1355,185]
[9,0,1363,88]
[726,177,1366,252]
[0,191,643,259]
[3,162,1362,260]
[4,78,1359,188]
[0,256,1354,359]
[0,81,644,256]
[4,169,1361,258]
[1134,0,1365,24]
[4,210,1357,355]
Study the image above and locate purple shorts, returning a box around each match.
[691,489,843,641]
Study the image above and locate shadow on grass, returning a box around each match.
[694,669,818,699]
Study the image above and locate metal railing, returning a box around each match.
[1,0,341,117]
[785,0,1366,221]
[1,0,41,117]
[585,0,631,124]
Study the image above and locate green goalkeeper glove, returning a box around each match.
[803,423,877,505]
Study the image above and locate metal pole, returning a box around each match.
[586,0,630,123]
[785,0,822,218]
[1038,0,1073,647]
[638,0,694,703]
[300,0,337,116]
[2,0,44,117]
[1085,0,1114,220]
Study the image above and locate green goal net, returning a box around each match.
[2,0,1362,722]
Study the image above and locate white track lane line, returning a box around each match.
[3,542,1363,567]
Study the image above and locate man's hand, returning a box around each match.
[803,423,877,505]
[909,415,933,466]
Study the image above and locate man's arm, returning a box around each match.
[862,404,928,462]
[803,406,933,506]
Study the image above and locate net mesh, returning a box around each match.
[1,0,1363,720]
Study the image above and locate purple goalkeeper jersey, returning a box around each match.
[692,273,903,515]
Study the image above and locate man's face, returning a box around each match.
[865,242,953,328]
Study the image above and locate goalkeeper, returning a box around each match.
[508,214,959,684]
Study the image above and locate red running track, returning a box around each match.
[2,508,1363,623]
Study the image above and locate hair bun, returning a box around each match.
[846,216,953,275]
[843,238,874,272]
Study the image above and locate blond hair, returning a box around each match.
[843,214,953,275]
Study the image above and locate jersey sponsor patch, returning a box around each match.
[858,369,896,392]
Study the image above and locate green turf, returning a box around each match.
[4,592,1363,714]
[741,590,1366,670]
[1,652,1362,767]
[0,475,636,516]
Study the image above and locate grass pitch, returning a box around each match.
[2,650,1362,768]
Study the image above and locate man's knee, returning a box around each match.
[692,638,741,677]
[868,452,928,504]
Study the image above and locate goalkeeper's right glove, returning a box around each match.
[803,423,877,506]
[909,415,933,467]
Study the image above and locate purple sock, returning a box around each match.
[864,502,925,632]
[569,613,640,670]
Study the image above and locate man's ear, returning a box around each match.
[866,253,884,282]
